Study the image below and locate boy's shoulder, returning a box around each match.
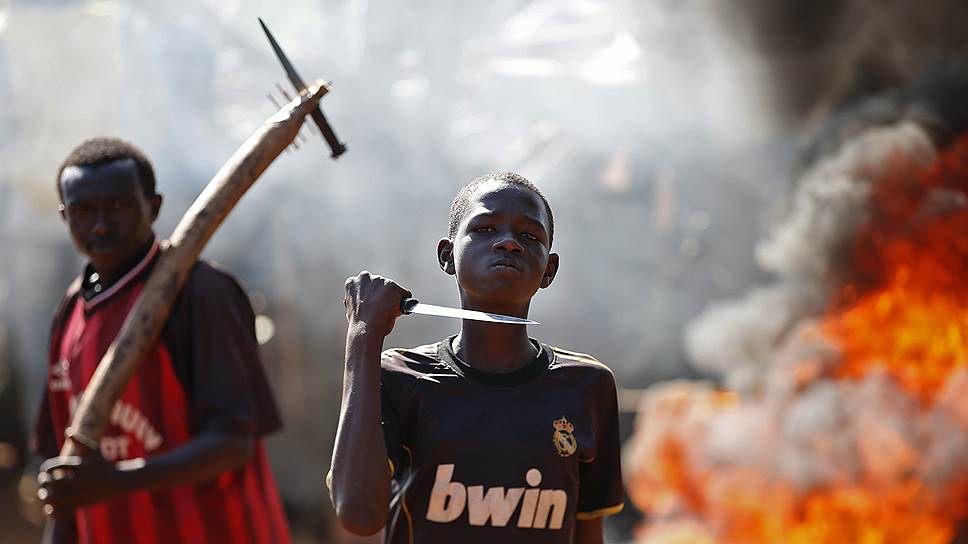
[381,341,450,377]
[548,345,614,375]
[379,341,617,393]
[380,342,615,374]
[547,346,617,395]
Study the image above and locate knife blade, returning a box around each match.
[400,298,539,325]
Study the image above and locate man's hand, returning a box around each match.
[37,454,137,510]
[344,271,411,339]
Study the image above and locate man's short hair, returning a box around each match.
[448,172,554,246]
[57,137,156,201]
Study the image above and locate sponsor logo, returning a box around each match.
[109,399,163,452]
[99,435,132,461]
[426,464,568,529]
[552,416,577,457]
[67,395,164,458]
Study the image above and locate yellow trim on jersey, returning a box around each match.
[390,444,414,478]
[402,496,414,544]
[401,445,414,544]
[576,503,624,520]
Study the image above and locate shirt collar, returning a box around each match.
[81,237,160,310]
[438,335,552,387]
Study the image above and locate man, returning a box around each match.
[330,172,624,543]
[33,137,290,543]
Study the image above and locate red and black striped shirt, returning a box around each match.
[32,239,290,544]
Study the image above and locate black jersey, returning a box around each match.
[380,337,624,543]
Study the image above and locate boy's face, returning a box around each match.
[439,181,559,311]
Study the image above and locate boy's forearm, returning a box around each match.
[330,324,391,535]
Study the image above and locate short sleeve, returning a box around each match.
[32,289,78,459]
[31,390,59,459]
[380,349,421,479]
[381,380,405,477]
[164,263,281,437]
[576,369,625,519]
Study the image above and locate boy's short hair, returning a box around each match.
[448,172,555,246]
[57,137,156,201]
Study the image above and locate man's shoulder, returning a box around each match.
[50,277,83,332]
[166,260,254,333]
[187,259,245,291]
[59,276,83,306]
[180,260,251,307]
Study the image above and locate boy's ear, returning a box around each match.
[437,238,456,275]
[540,252,559,288]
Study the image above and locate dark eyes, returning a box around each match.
[471,225,541,242]
[66,198,133,219]
[67,202,96,216]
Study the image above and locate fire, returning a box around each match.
[826,135,968,400]
[626,134,968,543]
[827,277,968,401]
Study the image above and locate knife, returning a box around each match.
[400,298,539,325]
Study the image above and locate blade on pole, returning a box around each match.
[259,17,307,90]
[259,17,347,158]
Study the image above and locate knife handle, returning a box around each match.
[400,297,419,315]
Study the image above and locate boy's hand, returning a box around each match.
[344,271,412,338]
[37,454,135,510]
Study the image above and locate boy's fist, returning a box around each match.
[344,271,412,338]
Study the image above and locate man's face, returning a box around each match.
[444,181,558,311]
[59,158,160,277]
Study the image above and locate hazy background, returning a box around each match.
[2,0,967,541]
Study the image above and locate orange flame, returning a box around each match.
[825,135,968,401]
[627,134,968,543]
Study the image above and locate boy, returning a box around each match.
[330,172,623,543]
[33,138,290,543]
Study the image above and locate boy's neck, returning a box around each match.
[453,320,537,374]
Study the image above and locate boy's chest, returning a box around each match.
[413,380,594,457]
[394,376,598,534]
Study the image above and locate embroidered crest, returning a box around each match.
[552,416,577,457]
